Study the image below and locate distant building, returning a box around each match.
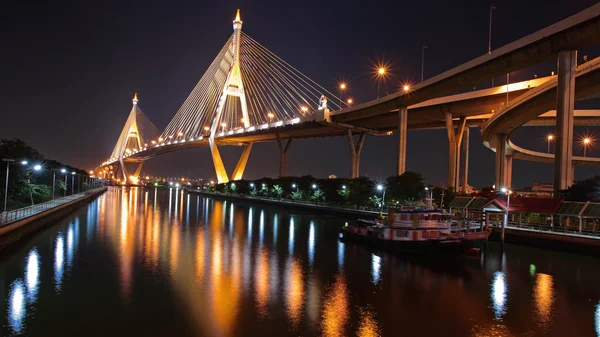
[513,183,554,198]
[328,174,337,179]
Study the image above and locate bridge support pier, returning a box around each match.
[209,137,230,184]
[461,127,470,193]
[119,158,130,183]
[133,161,144,181]
[554,50,577,194]
[346,130,366,179]
[494,134,512,188]
[445,113,466,190]
[231,143,253,181]
[276,133,293,177]
[397,106,408,175]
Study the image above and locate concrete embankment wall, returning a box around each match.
[0,188,107,252]
[490,227,600,255]
[188,191,380,219]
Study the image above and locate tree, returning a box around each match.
[290,190,304,201]
[562,176,600,201]
[385,171,425,201]
[337,188,349,202]
[310,189,325,202]
[271,185,284,198]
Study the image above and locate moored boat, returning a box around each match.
[339,208,490,254]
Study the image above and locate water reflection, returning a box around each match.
[3,188,600,337]
[285,257,304,326]
[308,221,315,265]
[371,254,381,285]
[533,273,555,327]
[357,307,380,337]
[595,302,600,336]
[322,274,348,337]
[491,271,507,320]
[25,248,40,302]
[54,234,64,291]
[8,280,25,334]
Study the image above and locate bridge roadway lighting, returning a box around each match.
[267,112,275,122]
[301,106,308,113]
[347,98,353,105]
[403,84,410,92]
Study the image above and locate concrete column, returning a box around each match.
[119,158,130,183]
[461,127,470,193]
[209,137,229,183]
[445,113,466,190]
[347,130,366,179]
[276,133,293,177]
[495,134,508,188]
[397,106,408,175]
[133,161,144,180]
[554,50,577,194]
[231,143,253,181]
[505,156,513,188]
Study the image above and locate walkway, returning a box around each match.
[0,187,106,226]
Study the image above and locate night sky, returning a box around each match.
[2,0,599,188]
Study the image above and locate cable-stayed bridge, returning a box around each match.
[96,6,600,193]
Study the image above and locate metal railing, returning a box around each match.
[0,187,105,226]
[471,220,600,239]
[197,191,388,215]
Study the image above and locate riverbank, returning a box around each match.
[0,187,107,252]
[188,190,384,218]
[193,190,600,255]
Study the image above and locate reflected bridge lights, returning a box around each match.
[8,280,25,334]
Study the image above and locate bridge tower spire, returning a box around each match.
[209,9,251,183]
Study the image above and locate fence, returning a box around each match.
[0,187,105,226]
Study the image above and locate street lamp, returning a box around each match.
[424,187,433,209]
[582,137,592,157]
[500,187,512,243]
[312,183,317,189]
[338,82,347,108]
[376,67,386,99]
[347,98,353,106]
[377,184,386,217]
[546,134,554,154]
[291,183,297,189]
[71,172,76,195]
[342,185,347,190]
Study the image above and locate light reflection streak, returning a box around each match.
[273,213,278,243]
[26,248,40,302]
[248,207,253,244]
[54,234,64,291]
[285,257,304,325]
[308,221,315,265]
[533,273,555,327]
[289,217,295,255]
[255,248,270,315]
[186,194,190,225]
[357,308,380,337]
[371,254,381,284]
[67,223,74,266]
[321,274,349,337]
[491,271,507,320]
[337,241,344,268]
[168,188,173,218]
[259,210,265,245]
[595,302,600,336]
[153,188,157,210]
[8,280,25,334]
[229,202,234,235]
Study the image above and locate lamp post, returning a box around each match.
[71,172,76,195]
[339,83,346,108]
[63,171,68,197]
[582,137,592,157]
[377,184,386,218]
[2,159,30,214]
[424,186,433,210]
[376,67,386,99]
[546,134,554,154]
[500,187,511,243]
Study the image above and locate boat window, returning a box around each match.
[422,231,429,238]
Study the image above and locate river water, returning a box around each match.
[1,187,600,336]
